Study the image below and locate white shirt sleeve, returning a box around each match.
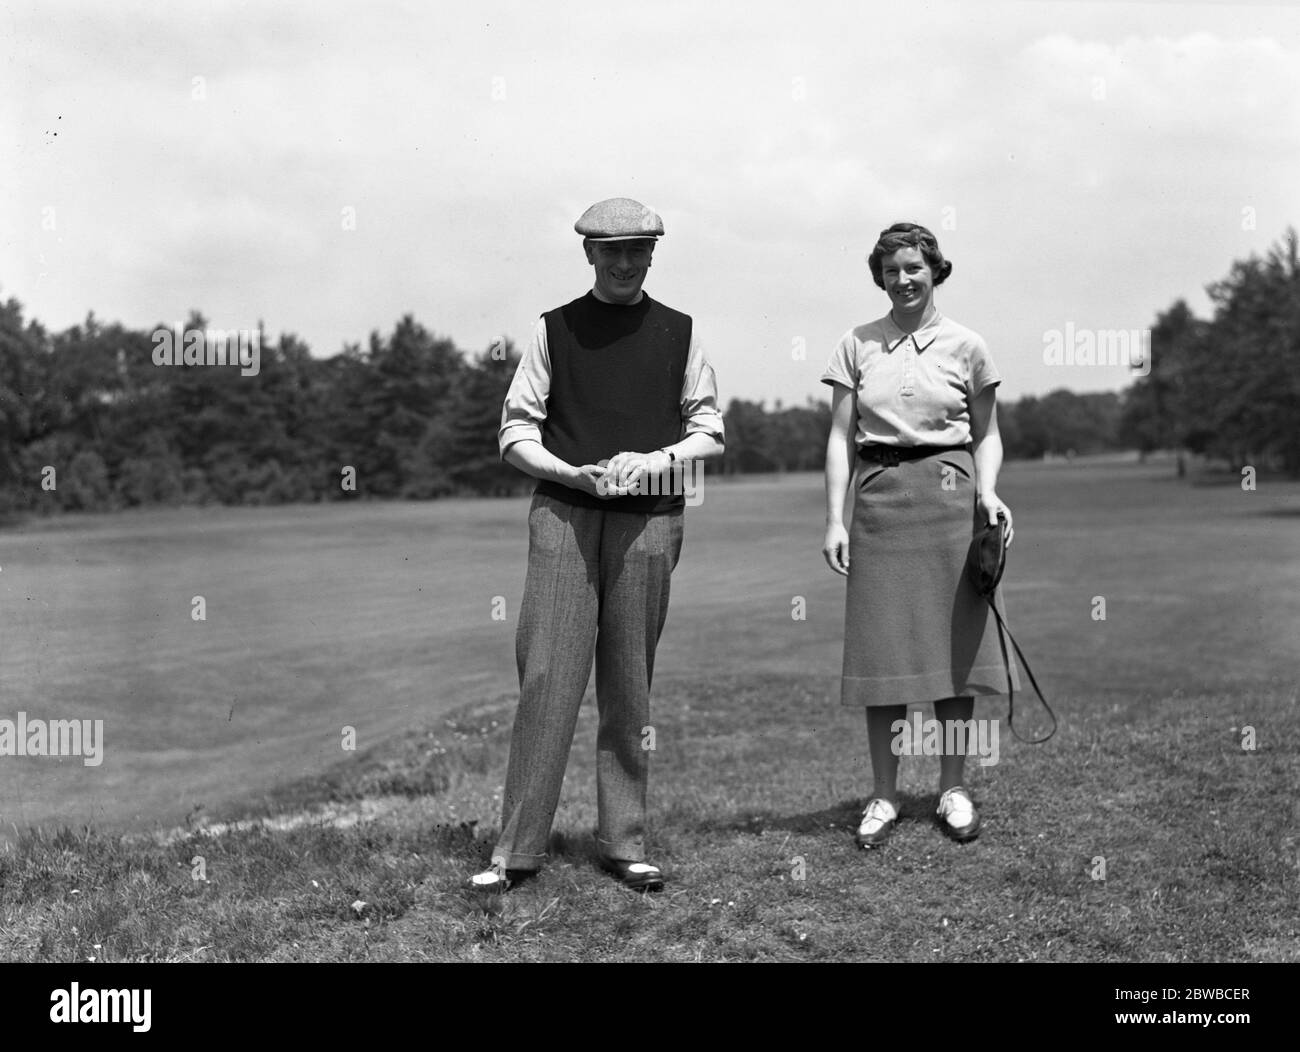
[681,332,726,441]
[497,317,550,458]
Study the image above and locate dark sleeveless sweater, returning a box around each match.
[536,291,691,514]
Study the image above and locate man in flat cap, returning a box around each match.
[472,197,725,892]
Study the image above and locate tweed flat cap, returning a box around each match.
[574,198,664,240]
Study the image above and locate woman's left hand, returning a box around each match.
[977,492,1014,548]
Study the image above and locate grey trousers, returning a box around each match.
[493,492,685,870]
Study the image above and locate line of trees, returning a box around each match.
[0,297,1129,517]
[0,308,527,515]
[2,230,1296,515]
[1120,229,1300,476]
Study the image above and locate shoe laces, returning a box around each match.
[937,787,974,819]
[859,798,897,830]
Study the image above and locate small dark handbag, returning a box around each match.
[966,515,1057,743]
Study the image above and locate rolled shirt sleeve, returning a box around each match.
[967,335,1002,400]
[681,333,726,442]
[820,329,858,390]
[498,318,551,459]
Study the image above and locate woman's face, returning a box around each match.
[879,246,934,317]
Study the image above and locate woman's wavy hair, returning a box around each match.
[867,222,953,290]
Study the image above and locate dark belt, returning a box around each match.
[857,443,970,467]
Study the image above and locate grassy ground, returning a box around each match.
[1,459,1298,961]
[1,674,1295,962]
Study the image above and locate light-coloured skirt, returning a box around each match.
[841,447,1020,707]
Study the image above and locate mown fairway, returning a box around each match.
[1,459,1298,962]
[0,460,1296,836]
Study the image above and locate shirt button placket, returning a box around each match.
[899,335,916,397]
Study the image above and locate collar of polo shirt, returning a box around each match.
[884,309,943,354]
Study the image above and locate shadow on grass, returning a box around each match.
[670,791,940,838]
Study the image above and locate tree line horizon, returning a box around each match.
[2,229,1296,515]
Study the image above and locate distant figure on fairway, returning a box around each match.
[821,221,1018,848]
[472,197,725,892]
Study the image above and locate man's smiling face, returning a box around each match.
[585,238,655,304]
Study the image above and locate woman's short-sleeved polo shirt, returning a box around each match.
[820,311,1002,448]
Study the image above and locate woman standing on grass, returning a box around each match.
[821,221,1017,847]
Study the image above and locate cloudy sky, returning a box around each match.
[3,0,1297,405]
